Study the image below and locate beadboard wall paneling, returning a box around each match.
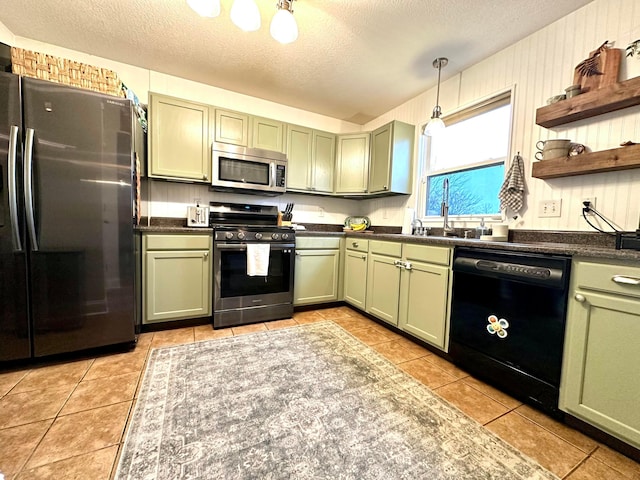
[365,0,640,231]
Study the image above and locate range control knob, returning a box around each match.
[271,233,281,240]
[237,232,245,240]
[225,232,234,240]
[255,233,263,240]
[282,233,289,240]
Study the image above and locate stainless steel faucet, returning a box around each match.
[411,218,422,235]
[441,178,456,236]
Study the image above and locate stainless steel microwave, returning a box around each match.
[211,142,287,195]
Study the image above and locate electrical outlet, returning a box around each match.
[582,197,596,216]
[318,207,324,217]
[539,199,562,217]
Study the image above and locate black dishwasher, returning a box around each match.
[449,248,571,417]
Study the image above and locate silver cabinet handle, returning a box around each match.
[360,255,366,260]
[203,174,208,181]
[404,261,412,271]
[8,125,22,252]
[352,242,359,248]
[203,252,209,259]
[24,128,38,251]
[394,260,403,268]
[575,293,586,303]
[612,275,640,285]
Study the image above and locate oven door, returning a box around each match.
[213,242,295,312]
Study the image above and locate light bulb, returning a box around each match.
[187,0,221,18]
[270,8,298,44]
[231,0,261,32]
[423,116,445,137]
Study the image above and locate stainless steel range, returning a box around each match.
[210,202,295,328]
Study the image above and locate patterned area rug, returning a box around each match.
[115,322,558,479]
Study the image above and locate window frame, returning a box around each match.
[417,87,516,222]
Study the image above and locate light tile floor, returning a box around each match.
[1,306,639,479]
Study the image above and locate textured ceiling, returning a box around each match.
[0,0,593,123]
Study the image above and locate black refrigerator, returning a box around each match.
[0,72,137,362]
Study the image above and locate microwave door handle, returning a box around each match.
[270,162,276,187]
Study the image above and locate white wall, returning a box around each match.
[366,0,640,232]
[4,0,640,230]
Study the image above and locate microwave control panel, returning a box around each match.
[276,165,286,187]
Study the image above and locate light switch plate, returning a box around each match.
[539,199,562,217]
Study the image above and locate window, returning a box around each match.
[423,91,512,218]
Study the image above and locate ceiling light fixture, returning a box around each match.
[270,0,298,44]
[230,0,261,32]
[423,57,448,137]
[187,0,221,18]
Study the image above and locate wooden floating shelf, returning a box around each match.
[531,144,640,179]
[535,76,640,128]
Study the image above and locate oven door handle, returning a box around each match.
[215,243,295,251]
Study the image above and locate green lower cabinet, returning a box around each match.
[398,261,450,350]
[143,234,212,324]
[366,251,402,326]
[344,249,368,309]
[560,259,640,449]
[398,244,451,350]
[293,249,340,305]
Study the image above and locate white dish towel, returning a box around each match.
[246,243,270,276]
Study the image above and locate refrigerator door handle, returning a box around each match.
[8,125,23,252]
[24,127,39,251]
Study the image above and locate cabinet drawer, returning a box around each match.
[574,259,640,298]
[403,244,451,266]
[296,237,341,249]
[144,234,211,250]
[345,238,369,252]
[369,240,402,258]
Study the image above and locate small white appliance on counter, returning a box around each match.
[187,205,210,227]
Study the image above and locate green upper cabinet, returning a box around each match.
[560,258,640,449]
[286,124,313,191]
[251,116,285,152]
[369,120,415,195]
[311,130,336,193]
[148,93,211,182]
[285,125,335,193]
[215,108,249,146]
[335,133,370,195]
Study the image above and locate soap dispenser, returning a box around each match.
[476,218,488,239]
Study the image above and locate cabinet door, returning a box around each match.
[215,109,249,146]
[294,249,340,305]
[370,120,414,195]
[312,130,336,193]
[560,290,640,448]
[286,124,313,191]
[369,123,392,193]
[149,94,210,182]
[399,261,450,350]
[335,133,370,194]
[366,253,401,325]
[144,250,211,323]
[252,116,284,152]
[344,249,368,309]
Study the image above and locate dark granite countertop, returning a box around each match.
[136,218,640,262]
[298,230,640,262]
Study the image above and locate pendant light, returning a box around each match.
[231,0,261,32]
[187,0,221,18]
[423,57,448,137]
[270,0,298,44]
